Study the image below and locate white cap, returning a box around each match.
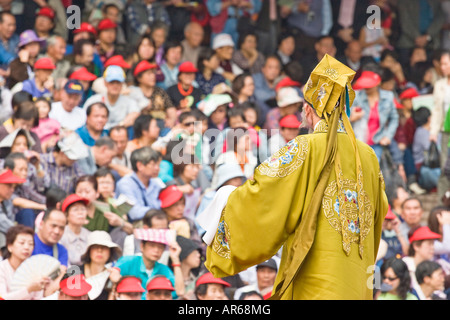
[212,33,234,50]
[277,87,303,108]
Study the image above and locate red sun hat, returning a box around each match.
[37,6,55,20]
[73,22,98,37]
[69,67,97,81]
[116,276,146,293]
[195,273,231,288]
[60,274,92,297]
[133,60,158,77]
[146,276,175,292]
[399,87,420,100]
[178,61,198,73]
[62,194,89,212]
[34,57,56,70]
[352,71,381,90]
[0,169,26,184]
[97,18,117,31]
[159,185,184,209]
[275,77,302,92]
[279,114,301,129]
[104,55,131,69]
[408,226,441,243]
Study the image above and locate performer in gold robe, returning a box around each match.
[196,54,389,300]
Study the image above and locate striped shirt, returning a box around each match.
[40,152,86,194]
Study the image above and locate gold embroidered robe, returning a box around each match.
[204,120,389,300]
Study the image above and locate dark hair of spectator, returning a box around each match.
[86,101,110,117]
[197,47,216,74]
[415,260,442,285]
[133,114,155,139]
[12,100,39,128]
[3,224,35,259]
[380,257,412,300]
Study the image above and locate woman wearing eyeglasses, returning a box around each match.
[377,257,418,300]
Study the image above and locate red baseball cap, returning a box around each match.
[399,87,420,100]
[133,60,157,77]
[36,6,55,20]
[384,206,397,220]
[104,55,131,69]
[352,71,381,90]
[69,67,97,81]
[275,77,302,92]
[34,57,56,70]
[146,276,175,292]
[279,114,301,129]
[116,276,146,293]
[60,274,92,297]
[178,61,198,73]
[0,169,26,184]
[62,194,89,212]
[196,273,231,288]
[394,99,404,109]
[159,185,184,208]
[97,18,117,31]
[409,226,441,243]
[73,22,98,37]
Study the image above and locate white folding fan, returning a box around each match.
[85,269,111,300]
[9,254,61,292]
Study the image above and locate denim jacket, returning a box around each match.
[351,89,399,144]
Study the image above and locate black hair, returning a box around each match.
[4,152,27,170]
[415,260,442,285]
[197,47,217,74]
[178,110,196,124]
[73,38,94,57]
[142,209,168,228]
[12,100,39,128]
[133,114,155,139]
[94,136,116,150]
[130,146,161,172]
[380,257,412,300]
[45,186,67,210]
[86,101,110,117]
[163,40,183,60]
[412,106,431,127]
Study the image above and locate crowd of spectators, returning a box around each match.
[0,0,450,300]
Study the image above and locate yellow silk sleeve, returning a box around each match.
[205,136,315,278]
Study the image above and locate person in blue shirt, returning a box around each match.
[115,228,184,300]
[0,12,19,66]
[115,146,163,223]
[32,208,69,267]
[75,102,109,147]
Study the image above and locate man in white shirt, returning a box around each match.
[83,65,140,130]
[49,79,86,131]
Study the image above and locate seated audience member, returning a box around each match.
[0,169,26,246]
[83,65,140,130]
[75,102,110,147]
[115,147,163,223]
[49,79,86,131]
[195,272,230,300]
